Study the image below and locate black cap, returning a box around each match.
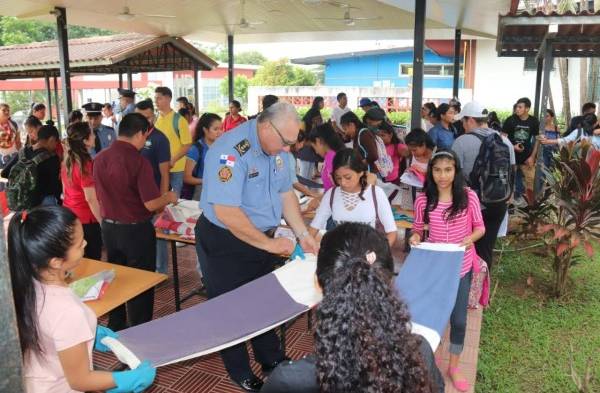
[366,107,386,121]
[118,88,136,98]
[82,102,103,115]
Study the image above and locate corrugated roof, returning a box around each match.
[505,9,600,17]
[0,33,218,79]
[497,9,600,58]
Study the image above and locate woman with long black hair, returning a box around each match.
[306,122,345,191]
[409,149,485,392]
[298,97,325,179]
[262,222,441,393]
[62,121,103,259]
[8,206,155,392]
[184,112,223,201]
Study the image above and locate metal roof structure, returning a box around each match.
[497,9,600,58]
[0,0,509,43]
[291,46,417,65]
[0,33,218,79]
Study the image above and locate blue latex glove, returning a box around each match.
[94,325,119,352]
[290,243,305,260]
[109,360,156,393]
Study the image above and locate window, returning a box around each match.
[399,63,462,77]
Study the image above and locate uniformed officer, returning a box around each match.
[82,102,116,158]
[116,88,137,124]
[196,102,318,392]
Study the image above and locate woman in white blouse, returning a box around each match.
[308,148,397,247]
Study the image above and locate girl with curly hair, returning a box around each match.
[262,222,442,393]
[409,149,485,392]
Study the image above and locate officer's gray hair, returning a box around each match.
[257,102,299,127]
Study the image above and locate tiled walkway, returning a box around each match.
[94,243,482,393]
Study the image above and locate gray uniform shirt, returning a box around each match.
[452,127,516,178]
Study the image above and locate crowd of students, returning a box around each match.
[5,87,599,393]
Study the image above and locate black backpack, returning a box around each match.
[469,132,513,205]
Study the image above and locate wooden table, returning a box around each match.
[155,230,196,311]
[70,258,167,318]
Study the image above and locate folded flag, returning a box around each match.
[103,244,464,368]
[394,243,464,350]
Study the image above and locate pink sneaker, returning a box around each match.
[448,366,470,392]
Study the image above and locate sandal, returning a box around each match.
[448,366,470,392]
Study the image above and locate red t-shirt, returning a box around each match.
[223,114,247,132]
[93,141,160,223]
[62,160,97,224]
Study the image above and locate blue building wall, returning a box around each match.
[323,49,463,88]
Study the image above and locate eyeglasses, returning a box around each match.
[270,121,296,147]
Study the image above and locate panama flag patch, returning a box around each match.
[220,154,236,167]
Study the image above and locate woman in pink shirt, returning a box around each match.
[7,206,156,393]
[306,122,345,191]
[409,150,485,393]
[379,122,407,183]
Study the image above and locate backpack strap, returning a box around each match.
[371,185,381,225]
[172,112,181,140]
[17,148,27,161]
[329,186,336,210]
[31,150,53,165]
[357,128,372,172]
[471,132,486,143]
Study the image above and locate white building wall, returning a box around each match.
[247,86,473,114]
[473,39,580,117]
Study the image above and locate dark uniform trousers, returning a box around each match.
[474,202,508,272]
[82,222,103,260]
[102,220,156,331]
[196,214,285,381]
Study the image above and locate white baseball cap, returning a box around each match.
[454,101,488,120]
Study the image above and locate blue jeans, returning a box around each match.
[155,172,185,274]
[514,166,524,199]
[449,270,472,354]
[170,171,184,197]
[542,146,557,170]
[154,216,169,274]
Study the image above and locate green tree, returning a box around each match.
[250,59,317,86]
[0,16,113,46]
[220,75,250,105]
[197,44,266,65]
[234,51,266,65]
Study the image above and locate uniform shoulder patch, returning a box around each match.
[218,166,233,182]
[233,139,251,156]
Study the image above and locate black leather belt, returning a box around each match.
[103,219,149,225]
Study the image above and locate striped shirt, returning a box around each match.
[413,188,485,277]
